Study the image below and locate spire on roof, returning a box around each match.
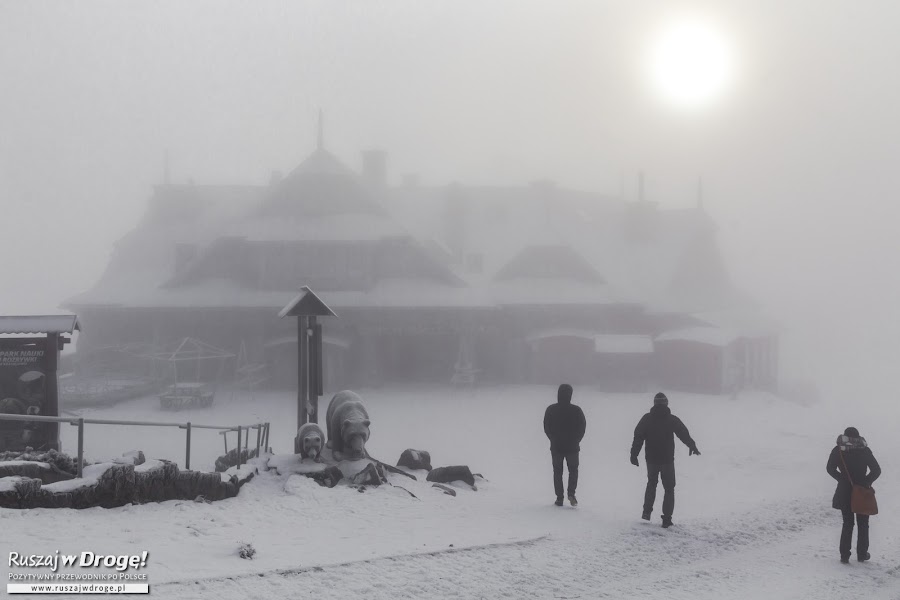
[317,109,324,151]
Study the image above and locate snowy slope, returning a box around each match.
[4,386,898,599]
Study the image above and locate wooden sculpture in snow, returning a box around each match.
[325,390,370,461]
[295,423,325,462]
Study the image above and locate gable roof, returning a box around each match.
[494,245,605,283]
[279,286,338,318]
[259,148,386,218]
[68,149,753,317]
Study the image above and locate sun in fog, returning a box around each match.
[647,17,736,109]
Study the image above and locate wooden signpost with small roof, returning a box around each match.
[278,287,336,429]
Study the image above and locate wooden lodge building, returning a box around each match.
[66,136,778,395]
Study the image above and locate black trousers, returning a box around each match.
[840,508,869,559]
[551,450,579,498]
[644,462,676,518]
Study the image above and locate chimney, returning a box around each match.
[626,171,658,242]
[361,150,388,186]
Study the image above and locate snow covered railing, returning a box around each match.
[218,423,271,470]
[0,414,269,478]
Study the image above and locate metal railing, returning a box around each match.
[0,414,270,478]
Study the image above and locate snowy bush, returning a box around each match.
[0,449,82,476]
[238,542,256,560]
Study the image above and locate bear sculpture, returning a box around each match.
[295,423,326,462]
[325,390,370,461]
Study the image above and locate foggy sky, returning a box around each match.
[2,0,898,404]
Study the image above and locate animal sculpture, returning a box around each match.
[296,422,325,462]
[325,390,370,461]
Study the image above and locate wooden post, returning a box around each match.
[45,334,61,450]
[255,424,261,456]
[297,316,308,429]
[223,431,228,455]
[76,418,84,478]
[185,422,192,470]
[308,316,318,422]
[236,426,243,470]
[314,322,323,396]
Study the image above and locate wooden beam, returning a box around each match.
[44,333,61,450]
[297,316,308,430]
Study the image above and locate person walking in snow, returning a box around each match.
[630,392,700,528]
[826,427,881,564]
[543,384,586,507]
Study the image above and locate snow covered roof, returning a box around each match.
[655,327,740,347]
[0,315,81,335]
[279,287,337,318]
[260,148,386,218]
[690,309,781,338]
[233,214,408,242]
[69,276,493,310]
[67,147,758,318]
[490,279,620,306]
[494,245,604,283]
[525,328,596,343]
[594,334,654,354]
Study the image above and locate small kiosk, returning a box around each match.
[0,315,80,451]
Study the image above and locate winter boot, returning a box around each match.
[840,556,850,564]
[555,497,564,507]
[641,511,651,521]
[858,552,870,562]
[661,516,673,528]
[568,495,578,507]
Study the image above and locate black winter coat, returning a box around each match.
[826,445,881,511]
[630,405,696,465]
[543,398,586,453]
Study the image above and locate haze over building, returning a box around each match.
[67,119,777,394]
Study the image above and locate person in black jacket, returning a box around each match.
[630,392,700,527]
[826,427,881,563]
[543,384,586,507]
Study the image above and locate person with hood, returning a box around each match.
[543,384,586,507]
[630,392,700,528]
[826,427,881,563]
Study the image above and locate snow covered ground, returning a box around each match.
[4,385,898,599]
